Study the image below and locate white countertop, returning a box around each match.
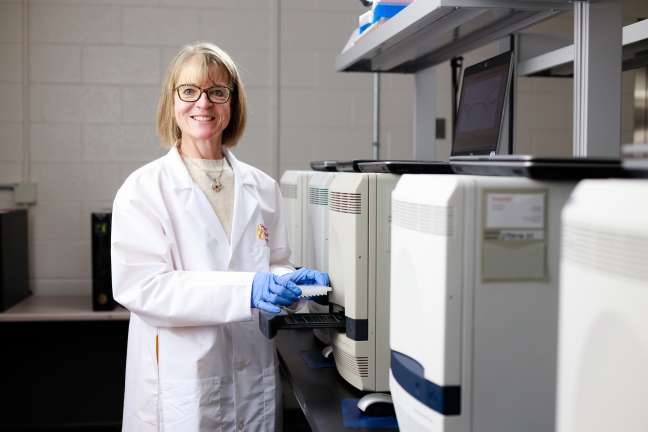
[0,295,130,322]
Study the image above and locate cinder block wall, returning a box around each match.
[0,2,24,210]
[515,9,638,156]
[0,0,414,295]
[278,3,414,169]
[1,1,641,296]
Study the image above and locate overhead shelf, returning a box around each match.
[335,0,571,73]
[518,18,648,76]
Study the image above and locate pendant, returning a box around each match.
[211,181,223,192]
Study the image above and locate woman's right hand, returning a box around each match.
[251,273,302,313]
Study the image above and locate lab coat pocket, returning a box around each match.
[234,365,278,430]
[262,365,279,422]
[159,376,223,432]
[133,329,159,425]
[134,379,158,425]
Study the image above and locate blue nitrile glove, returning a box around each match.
[279,267,330,286]
[251,272,302,314]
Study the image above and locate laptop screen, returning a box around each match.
[452,51,513,156]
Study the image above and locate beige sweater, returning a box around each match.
[182,155,235,241]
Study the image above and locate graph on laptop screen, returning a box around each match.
[452,51,513,156]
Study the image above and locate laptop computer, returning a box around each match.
[349,52,512,176]
[448,51,624,179]
[451,50,513,158]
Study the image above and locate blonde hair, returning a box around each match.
[156,42,247,148]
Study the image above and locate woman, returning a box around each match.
[111,42,328,432]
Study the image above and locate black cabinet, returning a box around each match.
[0,320,128,431]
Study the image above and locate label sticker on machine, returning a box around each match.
[481,190,548,282]
[485,229,545,241]
[486,192,544,229]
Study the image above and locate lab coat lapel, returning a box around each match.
[163,147,228,246]
[226,149,258,262]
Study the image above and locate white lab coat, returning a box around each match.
[111,146,292,432]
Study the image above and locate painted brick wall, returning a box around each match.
[0,1,24,210]
[1,0,641,296]
[0,0,414,295]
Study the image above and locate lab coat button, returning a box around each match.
[237,420,245,431]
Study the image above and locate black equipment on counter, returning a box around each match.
[310,160,338,171]
[310,160,374,172]
[357,160,454,174]
[259,309,346,339]
[0,208,30,311]
[91,212,116,311]
[312,159,455,174]
[449,155,625,180]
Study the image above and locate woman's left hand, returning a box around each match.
[279,267,329,286]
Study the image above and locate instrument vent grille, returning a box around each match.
[308,187,329,206]
[281,183,297,199]
[330,191,362,215]
[562,222,648,281]
[334,349,369,378]
[392,199,453,236]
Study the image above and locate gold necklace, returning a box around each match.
[185,157,226,192]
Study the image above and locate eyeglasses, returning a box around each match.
[175,84,232,104]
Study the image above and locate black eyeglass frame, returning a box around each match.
[174,84,234,104]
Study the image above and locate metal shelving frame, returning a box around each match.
[518,19,648,77]
[336,0,571,73]
[336,0,630,158]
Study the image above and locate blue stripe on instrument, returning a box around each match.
[391,350,461,415]
[346,317,368,341]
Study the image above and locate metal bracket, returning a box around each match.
[573,0,622,157]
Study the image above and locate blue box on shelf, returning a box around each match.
[373,2,408,24]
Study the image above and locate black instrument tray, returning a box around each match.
[259,310,346,339]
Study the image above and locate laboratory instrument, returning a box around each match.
[280,170,313,267]
[556,178,648,432]
[390,173,576,432]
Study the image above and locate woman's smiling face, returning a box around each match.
[174,56,231,147]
